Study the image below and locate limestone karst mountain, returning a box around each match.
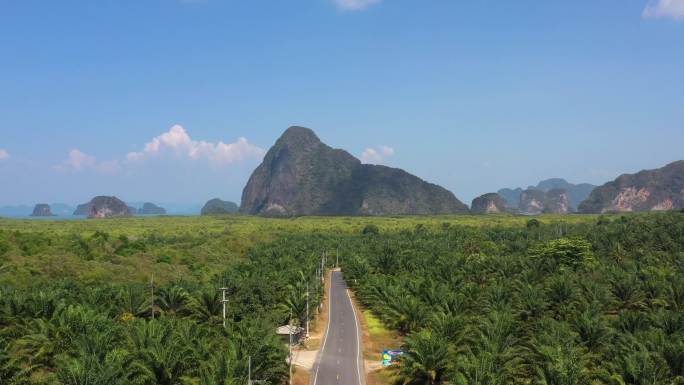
[85,196,132,218]
[138,202,167,215]
[201,198,239,215]
[518,188,571,214]
[30,204,55,217]
[498,178,595,211]
[240,126,469,216]
[73,202,92,216]
[471,193,509,214]
[579,160,684,213]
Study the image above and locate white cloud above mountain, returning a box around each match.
[361,145,394,164]
[643,0,684,20]
[55,125,265,174]
[126,125,265,165]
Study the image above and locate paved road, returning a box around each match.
[312,270,364,385]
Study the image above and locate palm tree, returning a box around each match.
[386,295,428,334]
[530,319,598,385]
[283,271,308,326]
[429,312,469,347]
[57,332,145,385]
[158,286,190,317]
[194,346,241,385]
[452,311,524,385]
[571,310,612,354]
[610,274,646,311]
[126,319,198,385]
[612,343,670,385]
[188,288,223,324]
[395,330,450,385]
[517,283,546,321]
[115,285,149,319]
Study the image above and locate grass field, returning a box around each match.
[0,213,600,287]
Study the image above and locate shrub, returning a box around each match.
[362,224,379,236]
[526,218,541,228]
[536,238,594,269]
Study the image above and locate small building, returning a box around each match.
[276,324,304,345]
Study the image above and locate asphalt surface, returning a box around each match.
[312,270,364,385]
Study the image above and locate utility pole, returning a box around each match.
[248,355,251,385]
[150,272,155,320]
[336,245,339,267]
[219,287,229,328]
[289,309,293,385]
[306,282,310,339]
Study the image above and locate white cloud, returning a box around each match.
[643,0,684,20]
[55,149,120,174]
[334,0,382,11]
[361,145,394,164]
[126,125,265,165]
[0,149,9,160]
[55,125,264,174]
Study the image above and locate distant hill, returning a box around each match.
[532,178,596,209]
[139,202,167,215]
[471,193,509,214]
[0,203,73,217]
[78,196,133,218]
[30,204,55,217]
[240,126,469,216]
[201,199,239,215]
[73,202,92,216]
[498,178,595,211]
[579,160,684,213]
[518,188,571,215]
[497,188,523,209]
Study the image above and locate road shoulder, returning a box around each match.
[346,283,404,385]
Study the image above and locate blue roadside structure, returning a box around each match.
[382,350,404,366]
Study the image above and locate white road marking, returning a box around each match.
[346,287,364,385]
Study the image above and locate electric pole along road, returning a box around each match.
[311,270,365,385]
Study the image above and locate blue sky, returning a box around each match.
[1,0,683,206]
